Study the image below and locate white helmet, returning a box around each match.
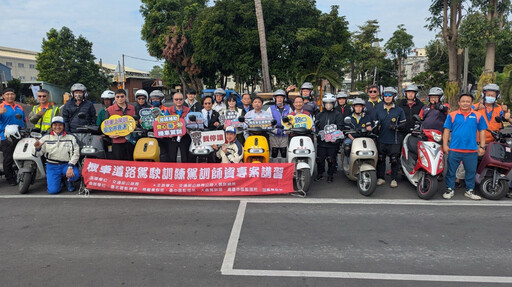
[100,90,115,100]
[483,83,500,100]
[71,83,88,99]
[273,89,287,102]
[428,87,444,102]
[336,92,348,99]
[214,88,226,96]
[300,82,315,99]
[352,98,366,106]
[404,84,419,98]
[322,93,336,110]
[135,89,149,101]
[382,87,398,101]
[4,125,21,140]
[149,90,165,99]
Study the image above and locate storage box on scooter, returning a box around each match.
[134,138,160,162]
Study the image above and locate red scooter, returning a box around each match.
[476,128,512,200]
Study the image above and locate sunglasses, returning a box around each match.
[383,94,394,97]
[174,98,184,101]
[368,90,378,93]
[37,95,47,98]
[115,95,125,98]
[203,102,212,105]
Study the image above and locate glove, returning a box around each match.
[388,123,397,131]
[438,104,447,112]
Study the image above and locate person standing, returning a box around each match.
[298,82,320,117]
[28,89,61,133]
[365,85,383,122]
[314,93,343,183]
[105,89,136,161]
[240,93,253,116]
[167,92,190,162]
[443,93,487,200]
[212,88,227,115]
[184,88,202,112]
[96,90,115,126]
[33,116,80,193]
[61,83,96,133]
[134,89,151,116]
[375,87,406,188]
[0,88,26,185]
[267,89,292,162]
[419,87,449,133]
[334,91,351,119]
[397,84,424,141]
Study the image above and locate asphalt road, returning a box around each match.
[1,168,512,286]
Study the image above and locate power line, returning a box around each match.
[123,54,164,63]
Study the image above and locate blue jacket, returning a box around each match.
[269,104,292,136]
[0,102,26,140]
[375,104,406,145]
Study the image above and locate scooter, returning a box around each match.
[340,117,378,196]
[13,127,46,194]
[282,115,316,195]
[401,115,444,199]
[132,128,160,162]
[475,127,512,200]
[187,114,222,163]
[240,116,275,163]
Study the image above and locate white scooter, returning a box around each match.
[187,114,218,163]
[401,115,444,199]
[340,117,378,196]
[13,128,46,194]
[283,115,316,195]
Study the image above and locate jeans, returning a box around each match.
[446,151,478,190]
[46,163,80,194]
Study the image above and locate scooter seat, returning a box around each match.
[407,136,420,156]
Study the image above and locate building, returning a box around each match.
[403,48,427,84]
[0,46,38,81]
[0,62,12,84]
[100,62,151,102]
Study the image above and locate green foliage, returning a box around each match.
[35,27,110,102]
[497,64,512,105]
[6,78,22,101]
[149,65,163,79]
[385,25,414,60]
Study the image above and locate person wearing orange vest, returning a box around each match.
[473,83,511,143]
[28,89,61,133]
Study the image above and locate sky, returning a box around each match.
[0,0,437,73]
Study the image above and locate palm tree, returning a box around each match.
[254,0,271,92]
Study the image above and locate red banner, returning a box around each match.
[82,158,295,196]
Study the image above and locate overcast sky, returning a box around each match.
[0,0,437,72]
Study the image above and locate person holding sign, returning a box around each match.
[33,116,80,194]
[375,87,406,188]
[134,89,151,117]
[166,92,191,163]
[105,89,136,161]
[314,93,343,183]
[212,126,243,163]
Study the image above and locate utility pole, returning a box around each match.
[462,47,469,93]
[122,54,126,90]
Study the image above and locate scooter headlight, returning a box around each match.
[193,149,209,155]
[356,150,374,156]
[293,149,311,155]
[432,131,442,143]
[506,138,512,146]
[419,149,429,168]
[248,148,264,154]
[81,146,97,154]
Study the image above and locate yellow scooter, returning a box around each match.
[240,116,275,163]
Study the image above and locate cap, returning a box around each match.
[2,88,15,95]
[225,126,237,133]
[51,116,65,124]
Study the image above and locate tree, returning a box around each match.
[412,36,449,90]
[36,26,110,102]
[6,78,22,101]
[427,0,465,109]
[254,0,271,92]
[385,24,414,95]
[149,65,163,79]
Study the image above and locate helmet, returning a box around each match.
[404,84,419,98]
[225,126,237,133]
[336,92,348,99]
[213,88,226,96]
[149,90,165,99]
[100,90,115,100]
[428,87,444,102]
[135,89,149,101]
[482,83,500,100]
[273,89,287,102]
[51,116,65,125]
[352,98,366,106]
[322,93,336,110]
[381,87,398,101]
[300,82,315,99]
[4,125,21,140]
[71,83,87,99]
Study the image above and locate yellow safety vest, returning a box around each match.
[32,104,60,131]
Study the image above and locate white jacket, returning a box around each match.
[34,131,80,165]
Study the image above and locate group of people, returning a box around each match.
[0,81,510,199]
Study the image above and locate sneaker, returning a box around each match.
[327,176,333,183]
[465,189,481,200]
[377,178,386,186]
[443,188,454,199]
[314,175,323,182]
[390,180,398,188]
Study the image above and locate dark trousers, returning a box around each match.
[160,134,191,163]
[112,142,135,161]
[317,145,338,176]
[377,142,401,180]
[0,139,18,180]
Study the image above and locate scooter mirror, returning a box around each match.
[343,116,352,125]
[271,119,277,125]
[78,112,86,119]
[495,116,502,123]
[238,116,245,123]
[30,132,42,139]
[189,115,197,122]
[15,113,23,119]
[413,114,422,122]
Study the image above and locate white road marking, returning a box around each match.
[1,194,512,207]
[221,200,247,273]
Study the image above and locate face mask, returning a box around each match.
[485,97,496,104]
[324,103,333,111]
[152,100,161,107]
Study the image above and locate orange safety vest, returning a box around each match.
[475,105,502,144]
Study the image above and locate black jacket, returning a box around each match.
[184,100,203,113]
[335,104,351,119]
[315,110,344,147]
[397,98,424,134]
[134,102,151,117]
[203,109,221,131]
[61,99,97,133]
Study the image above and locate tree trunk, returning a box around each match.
[254,0,271,92]
[397,57,402,96]
[350,61,355,91]
[484,41,496,73]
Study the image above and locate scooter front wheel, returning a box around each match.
[417,173,438,200]
[479,177,507,200]
[295,168,311,194]
[18,172,32,194]
[358,170,376,196]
